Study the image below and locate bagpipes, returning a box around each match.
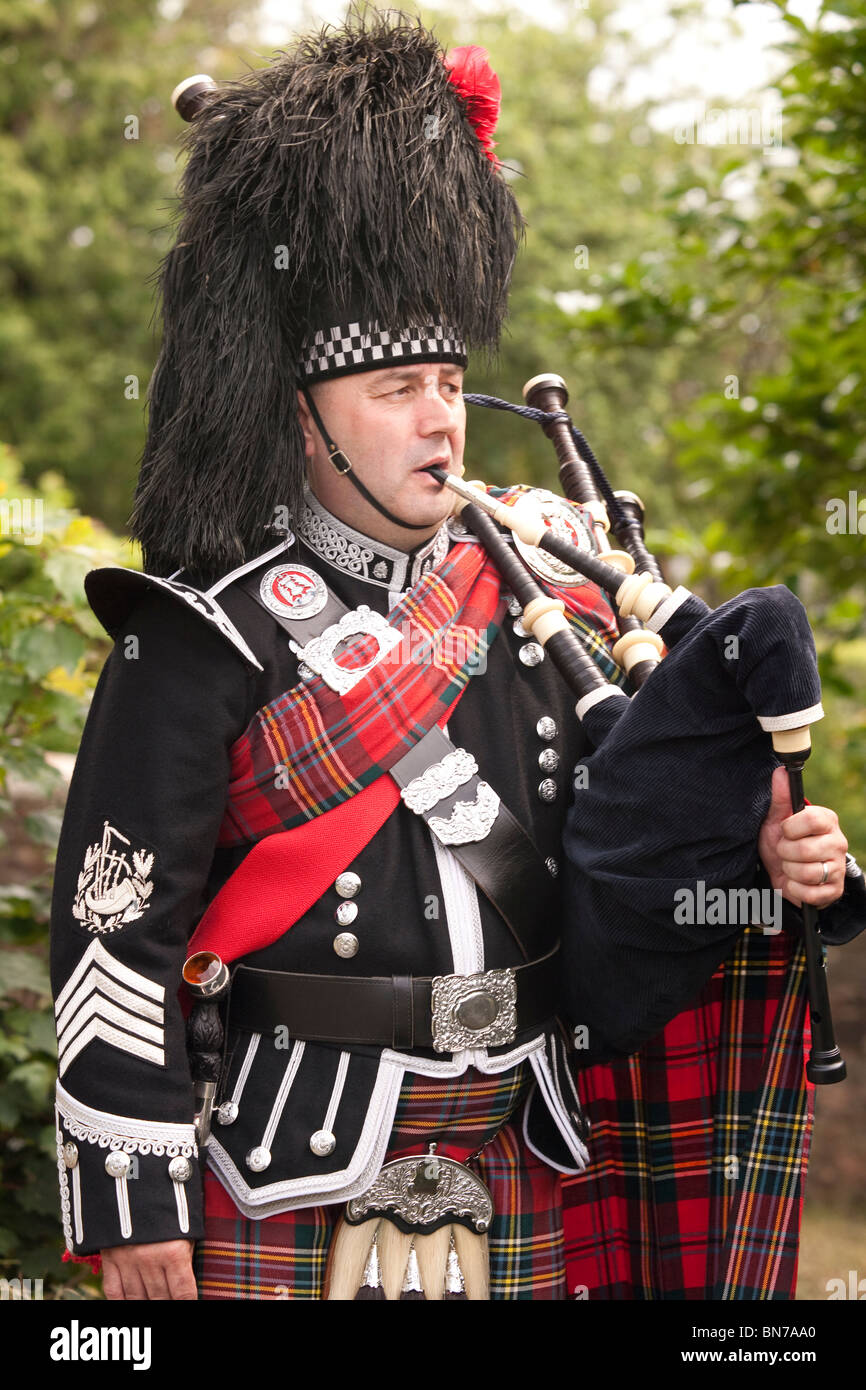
[432,372,846,1082]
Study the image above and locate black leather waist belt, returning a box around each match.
[227,946,561,1052]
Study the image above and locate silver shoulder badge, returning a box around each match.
[512,488,596,586]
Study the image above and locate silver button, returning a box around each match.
[168,1156,192,1183]
[105,1151,131,1179]
[536,716,557,740]
[538,747,560,772]
[310,1129,336,1158]
[546,856,559,878]
[335,900,358,927]
[512,617,530,637]
[507,595,523,617]
[333,932,359,959]
[246,1146,272,1173]
[519,642,544,667]
[335,871,362,899]
[63,1142,79,1170]
[297,662,315,681]
[538,778,558,803]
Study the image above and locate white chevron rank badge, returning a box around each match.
[55,939,165,1076]
[72,820,155,934]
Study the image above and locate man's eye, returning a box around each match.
[388,380,461,397]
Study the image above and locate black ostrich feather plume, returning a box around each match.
[130,4,525,579]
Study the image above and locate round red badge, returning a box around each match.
[259,564,328,619]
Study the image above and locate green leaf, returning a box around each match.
[42,550,94,599]
[24,1013,58,1057]
[0,950,51,1002]
[37,1124,59,1159]
[7,1059,56,1106]
[9,623,87,682]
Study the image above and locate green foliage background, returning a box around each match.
[0,0,863,1294]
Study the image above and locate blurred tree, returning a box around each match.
[0,440,130,1293]
[566,0,866,844]
[0,0,263,527]
[0,0,740,535]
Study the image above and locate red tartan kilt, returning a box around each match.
[196,931,812,1301]
[562,931,813,1300]
[196,1062,569,1300]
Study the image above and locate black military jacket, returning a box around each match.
[50,489,602,1254]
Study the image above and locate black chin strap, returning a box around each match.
[300,385,432,532]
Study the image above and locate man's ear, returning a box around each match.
[296,387,315,457]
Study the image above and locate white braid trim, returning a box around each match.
[56,1081,197,1158]
[575,685,629,721]
[55,1119,74,1252]
[757,703,825,732]
[646,585,693,634]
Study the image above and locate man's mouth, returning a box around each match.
[416,457,450,476]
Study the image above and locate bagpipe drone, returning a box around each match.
[432,373,846,1080]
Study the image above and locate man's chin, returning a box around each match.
[398,474,456,528]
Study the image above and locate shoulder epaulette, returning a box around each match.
[83,535,296,674]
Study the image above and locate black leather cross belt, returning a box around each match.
[227,946,561,1052]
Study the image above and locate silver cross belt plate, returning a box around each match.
[399,746,501,846]
[289,605,402,695]
[430,967,517,1053]
[344,1152,494,1235]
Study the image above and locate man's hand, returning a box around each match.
[101,1239,197,1300]
[758,765,848,909]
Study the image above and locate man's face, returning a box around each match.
[297,362,466,550]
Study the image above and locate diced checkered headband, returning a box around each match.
[298,321,468,381]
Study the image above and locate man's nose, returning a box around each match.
[418,385,461,433]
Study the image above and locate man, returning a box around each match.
[50,11,861,1300]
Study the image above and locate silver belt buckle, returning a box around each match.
[430,968,517,1053]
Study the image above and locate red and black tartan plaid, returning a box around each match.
[562,928,812,1300]
[217,509,623,847]
[195,937,811,1301]
[195,1063,568,1300]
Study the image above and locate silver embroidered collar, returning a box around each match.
[297,487,451,591]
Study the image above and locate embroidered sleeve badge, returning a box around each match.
[72,820,156,934]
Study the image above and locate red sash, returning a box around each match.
[187,688,466,964]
